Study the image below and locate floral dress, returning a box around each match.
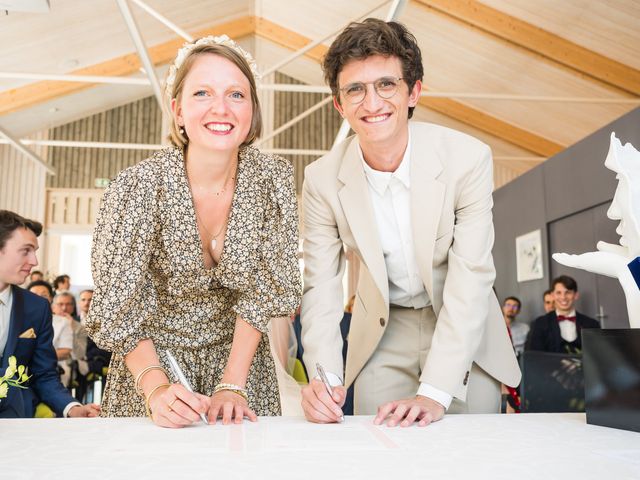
[85,146,301,417]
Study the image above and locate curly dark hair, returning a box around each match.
[322,18,423,118]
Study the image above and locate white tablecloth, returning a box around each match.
[2,413,639,480]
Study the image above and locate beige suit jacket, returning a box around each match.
[300,122,521,401]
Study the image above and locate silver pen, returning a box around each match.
[316,362,344,423]
[165,350,209,425]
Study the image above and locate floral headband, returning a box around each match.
[164,34,261,100]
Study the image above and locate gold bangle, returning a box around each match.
[134,365,168,396]
[214,382,247,393]
[144,383,171,418]
[214,383,249,402]
[216,388,248,402]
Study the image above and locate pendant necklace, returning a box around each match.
[195,201,230,252]
[191,168,236,253]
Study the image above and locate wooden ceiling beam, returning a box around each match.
[0,14,567,157]
[255,17,564,157]
[494,158,544,173]
[255,18,326,62]
[413,0,640,95]
[419,96,563,156]
[0,16,255,116]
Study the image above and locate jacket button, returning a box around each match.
[463,371,470,386]
[379,317,386,327]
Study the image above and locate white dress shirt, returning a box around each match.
[357,136,453,410]
[359,139,430,309]
[0,286,13,358]
[557,309,578,343]
[509,321,530,355]
[52,315,73,351]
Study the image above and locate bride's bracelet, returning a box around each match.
[134,365,169,396]
[214,383,248,402]
[144,383,171,418]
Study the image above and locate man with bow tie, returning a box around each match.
[526,275,600,354]
[0,209,100,418]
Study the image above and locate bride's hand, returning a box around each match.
[149,384,210,428]
[208,389,257,424]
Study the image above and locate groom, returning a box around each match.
[299,18,520,426]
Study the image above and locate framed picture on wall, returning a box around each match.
[516,229,544,282]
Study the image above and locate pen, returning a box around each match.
[165,350,209,425]
[316,362,344,423]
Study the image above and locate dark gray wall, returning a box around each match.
[493,107,640,325]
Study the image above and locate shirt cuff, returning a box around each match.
[63,402,83,417]
[417,383,452,410]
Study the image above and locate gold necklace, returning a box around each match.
[194,170,236,197]
[195,209,227,251]
[189,169,236,252]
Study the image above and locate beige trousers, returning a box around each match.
[353,306,500,415]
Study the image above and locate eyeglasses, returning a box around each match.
[339,77,403,104]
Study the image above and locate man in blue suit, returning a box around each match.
[0,210,100,418]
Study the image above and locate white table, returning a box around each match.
[2,413,639,480]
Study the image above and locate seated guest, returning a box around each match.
[502,296,528,356]
[526,275,599,354]
[52,290,79,321]
[27,282,74,363]
[50,288,110,401]
[29,270,44,283]
[82,337,112,377]
[52,292,79,387]
[0,210,99,418]
[52,274,70,296]
[542,289,555,313]
[78,289,93,323]
[26,279,54,302]
[76,288,110,382]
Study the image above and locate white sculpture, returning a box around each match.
[553,132,640,328]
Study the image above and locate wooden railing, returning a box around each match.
[45,188,104,232]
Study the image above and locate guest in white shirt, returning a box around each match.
[52,292,81,387]
[501,296,529,356]
[27,282,73,362]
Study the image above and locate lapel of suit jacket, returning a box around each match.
[2,285,25,369]
[337,137,389,305]
[409,123,445,298]
[549,311,563,348]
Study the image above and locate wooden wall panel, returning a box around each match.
[47,96,163,188]
[493,163,520,190]
[273,72,342,193]
[0,130,48,222]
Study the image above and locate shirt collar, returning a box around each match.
[556,309,576,318]
[0,285,12,306]
[359,130,411,195]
